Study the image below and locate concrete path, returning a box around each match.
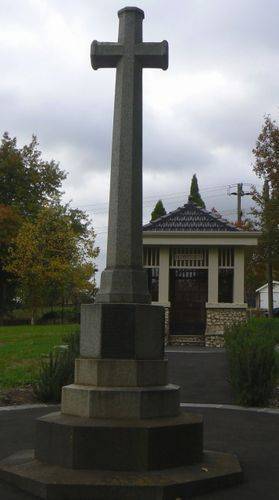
[0,404,278,499]
[167,348,234,404]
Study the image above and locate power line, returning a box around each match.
[75,184,229,210]
[74,182,261,213]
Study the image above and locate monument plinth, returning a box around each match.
[0,7,242,499]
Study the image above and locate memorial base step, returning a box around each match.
[35,411,203,471]
[75,358,168,387]
[0,448,243,500]
[62,383,180,419]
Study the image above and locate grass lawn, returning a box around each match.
[0,324,79,390]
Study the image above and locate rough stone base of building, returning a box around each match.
[205,305,247,348]
[168,335,205,347]
[205,334,225,348]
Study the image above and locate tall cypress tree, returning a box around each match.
[151,199,166,221]
[188,174,205,208]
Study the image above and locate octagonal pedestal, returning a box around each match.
[0,448,242,500]
[61,384,180,419]
[35,412,203,470]
[80,303,165,359]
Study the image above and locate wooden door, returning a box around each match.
[169,269,208,335]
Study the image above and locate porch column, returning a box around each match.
[233,247,245,303]
[158,246,170,304]
[208,247,218,303]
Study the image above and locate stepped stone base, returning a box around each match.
[35,412,203,470]
[61,383,180,419]
[0,448,242,500]
[75,358,168,387]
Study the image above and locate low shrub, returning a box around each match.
[225,319,279,407]
[38,309,80,324]
[2,318,30,326]
[33,330,80,403]
[38,310,60,323]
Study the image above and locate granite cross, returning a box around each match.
[91,7,168,304]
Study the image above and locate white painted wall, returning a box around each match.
[258,284,279,309]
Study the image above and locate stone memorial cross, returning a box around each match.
[91,7,168,304]
[0,9,243,498]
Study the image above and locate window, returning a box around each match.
[218,248,234,268]
[218,269,234,303]
[147,268,159,302]
[143,247,159,267]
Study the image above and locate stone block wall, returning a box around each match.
[205,307,247,348]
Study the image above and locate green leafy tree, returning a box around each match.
[0,205,22,320]
[0,133,66,218]
[252,115,279,316]
[0,132,66,317]
[188,174,205,208]
[151,199,166,221]
[6,205,99,324]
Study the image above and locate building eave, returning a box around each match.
[256,281,279,293]
[142,231,259,246]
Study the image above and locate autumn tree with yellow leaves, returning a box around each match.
[6,205,99,324]
[0,132,99,322]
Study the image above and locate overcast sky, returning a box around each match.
[1,0,279,280]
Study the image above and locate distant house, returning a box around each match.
[256,281,279,309]
[142,201,259,347]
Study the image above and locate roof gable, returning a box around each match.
[256,281,279,293]
[143,202,241,232]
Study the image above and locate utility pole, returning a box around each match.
[228,183,253,224]
[236,183,242,224]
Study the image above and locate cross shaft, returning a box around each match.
[91,7,168,304]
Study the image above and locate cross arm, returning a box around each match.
[135,41,168,70]
[91,41,123,69]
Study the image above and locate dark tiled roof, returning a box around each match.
[143,202,241,232]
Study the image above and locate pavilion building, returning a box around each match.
[143,201,259,347]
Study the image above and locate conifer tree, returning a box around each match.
[188,174,205,208]
[151,199,166,221]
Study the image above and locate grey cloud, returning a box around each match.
[1,0,277,278]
